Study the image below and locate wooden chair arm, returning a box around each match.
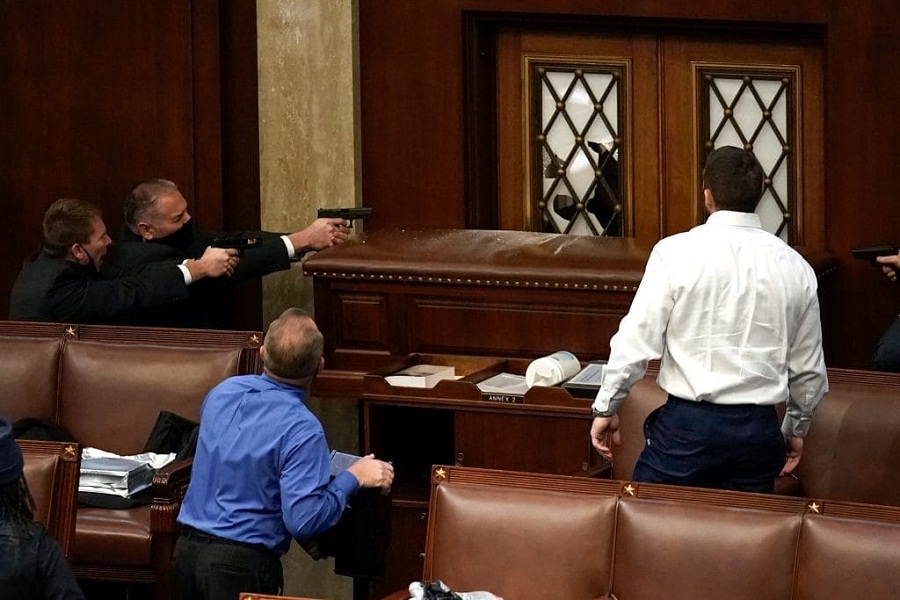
[151,457,194,503]
[150,458,194,535]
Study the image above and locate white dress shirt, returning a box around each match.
[592,210,828,437]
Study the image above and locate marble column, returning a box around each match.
[257,1,360,598]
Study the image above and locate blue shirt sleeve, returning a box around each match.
[279,427,360,540]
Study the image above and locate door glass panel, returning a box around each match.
[702,71,795,241]
[533,64,624,237]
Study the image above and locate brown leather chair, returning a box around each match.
[0,320,263,600]
[19,439,81,558]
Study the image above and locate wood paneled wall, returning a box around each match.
[356,0,900,368]
[0,0,262,329]
[3,1,897,366]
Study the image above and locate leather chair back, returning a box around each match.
[59,340,244,454]
[0,337,63,422]
[19,439,81,557]
[794,508,900,599]
[424,472,619,598]
[794,376,900,506]
[612,497,800,599]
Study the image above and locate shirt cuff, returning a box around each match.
[781,414,810,438]
[281,235,297,259]
[331,468,361,496]
[591,389,619,417]
[177,263,193,285]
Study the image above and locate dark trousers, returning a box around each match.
[632,395,786,493]
[873,315,900,372]
[174,526,283,600]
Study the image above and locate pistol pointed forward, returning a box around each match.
[317,207,373,226]
[852,245,899,265]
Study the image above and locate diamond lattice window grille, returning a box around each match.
[701,71,795,242]
[532,64,624,237]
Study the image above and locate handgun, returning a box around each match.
[852,245,899,265]
[317,206,373,226]
[210,237,262,254]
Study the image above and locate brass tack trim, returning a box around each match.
[305,272,638,291]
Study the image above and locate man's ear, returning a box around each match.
[67,243,84,263]
[703,188,717,214]
[259,345,266,363]
[136,221,154,241]
[316,357,325,374]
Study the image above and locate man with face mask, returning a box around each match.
[9,198,238,324]
[103,178,350,328]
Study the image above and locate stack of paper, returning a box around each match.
[385,364,456,388]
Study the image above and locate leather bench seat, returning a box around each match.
[74,506,152,566]
[611,367,900,507]
[390,465,900,600]
[0,321,263,600]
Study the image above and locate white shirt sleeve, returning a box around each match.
[592,247,674,416]
[281,235,297,259]
[782,290,829,437]
[177,262,193,285]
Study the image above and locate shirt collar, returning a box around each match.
[706,210,762,229]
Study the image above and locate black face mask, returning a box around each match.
[150,221,197,253]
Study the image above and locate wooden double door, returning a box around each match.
[496,27,824,248]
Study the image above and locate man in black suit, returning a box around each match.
[104,178,349,328]
[9,198,238,324]
[873,252,900,371]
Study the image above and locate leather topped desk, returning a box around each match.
[303,228,836,397]
[303,229,649,394]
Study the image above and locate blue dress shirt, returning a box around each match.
[177,373,359,554]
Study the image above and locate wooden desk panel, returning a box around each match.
[305,229,648,371]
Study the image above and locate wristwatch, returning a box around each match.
[591,407,608,418]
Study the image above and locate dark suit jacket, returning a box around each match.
[103,225,293,328]
[8,251,188,324]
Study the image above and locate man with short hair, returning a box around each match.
[104,178,349,328]
[174,308,394,600]
[589,146,828,493]
[9,198,237,324]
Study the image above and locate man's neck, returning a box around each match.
[263,369,312,390]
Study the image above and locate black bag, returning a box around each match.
[12,417,77,442]
[142,411,200,460]
[316,487,392,579]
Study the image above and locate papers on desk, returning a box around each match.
[562,362,607,399]
[477,373,529,395]
[477,372,529,404]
